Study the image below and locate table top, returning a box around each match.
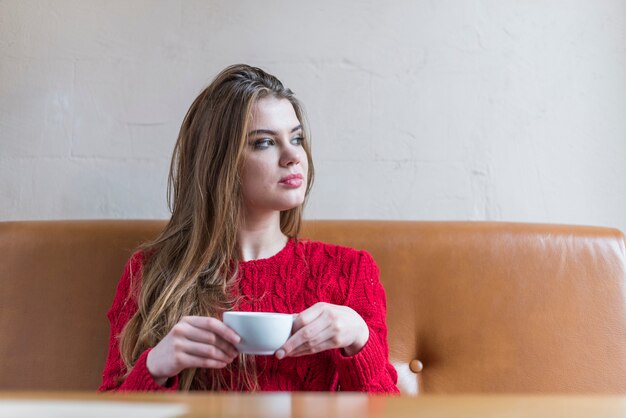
[2,392,626,418]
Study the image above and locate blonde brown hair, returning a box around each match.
[119,64,315,390]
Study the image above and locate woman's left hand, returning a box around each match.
[275,302,369,359]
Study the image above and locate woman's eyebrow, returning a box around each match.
[247,129,275,137]
[247,125,303,137]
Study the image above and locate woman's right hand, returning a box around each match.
[146,316,241,386]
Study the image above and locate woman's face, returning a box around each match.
[240,96,309,218]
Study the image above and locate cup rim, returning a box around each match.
[223,311,294,319]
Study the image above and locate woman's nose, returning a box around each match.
[279,145,301,167]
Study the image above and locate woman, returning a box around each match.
[99,64,399,393]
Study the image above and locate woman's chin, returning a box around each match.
[277,199,305,212]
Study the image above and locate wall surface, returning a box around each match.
[1,1,625,233]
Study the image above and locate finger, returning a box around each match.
[289,337,338,357]
[180,352,229,370]
[181,340,237,363]
[183,316,241,345]
[292,303,327,332]
[285,326,337,357]
[281,319,332,356]
[177,325,239,358]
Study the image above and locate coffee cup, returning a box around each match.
[223,311,295,355]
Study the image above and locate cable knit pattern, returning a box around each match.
[98,239,399,393]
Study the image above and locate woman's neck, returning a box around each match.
[238,212,288,261]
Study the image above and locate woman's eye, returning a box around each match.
[291,136,304,146]
[253,139,273,150]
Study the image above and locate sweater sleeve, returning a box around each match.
[98,252,179,392]
[331,251,399,394]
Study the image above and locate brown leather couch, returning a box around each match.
[1,220,625,394]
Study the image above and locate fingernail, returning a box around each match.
[276,349,285,359]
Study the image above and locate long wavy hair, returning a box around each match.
[118,64,315,391]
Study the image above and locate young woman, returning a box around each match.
[98,64,399,393]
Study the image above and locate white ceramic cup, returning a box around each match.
[222,311,295,355]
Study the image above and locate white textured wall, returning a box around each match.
[1,1,625,233]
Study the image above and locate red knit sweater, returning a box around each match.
[98,238,399,393]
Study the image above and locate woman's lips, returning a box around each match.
[279,174,304,188]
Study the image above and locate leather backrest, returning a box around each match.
[1,220,625,393]
[302,221,626,394]
[0,220,164,391]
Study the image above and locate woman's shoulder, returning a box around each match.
[106,249,146,321]
[127,249,147,273]
[293,239,380,304]
[294,238,376,266]
[114,249,148,299]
